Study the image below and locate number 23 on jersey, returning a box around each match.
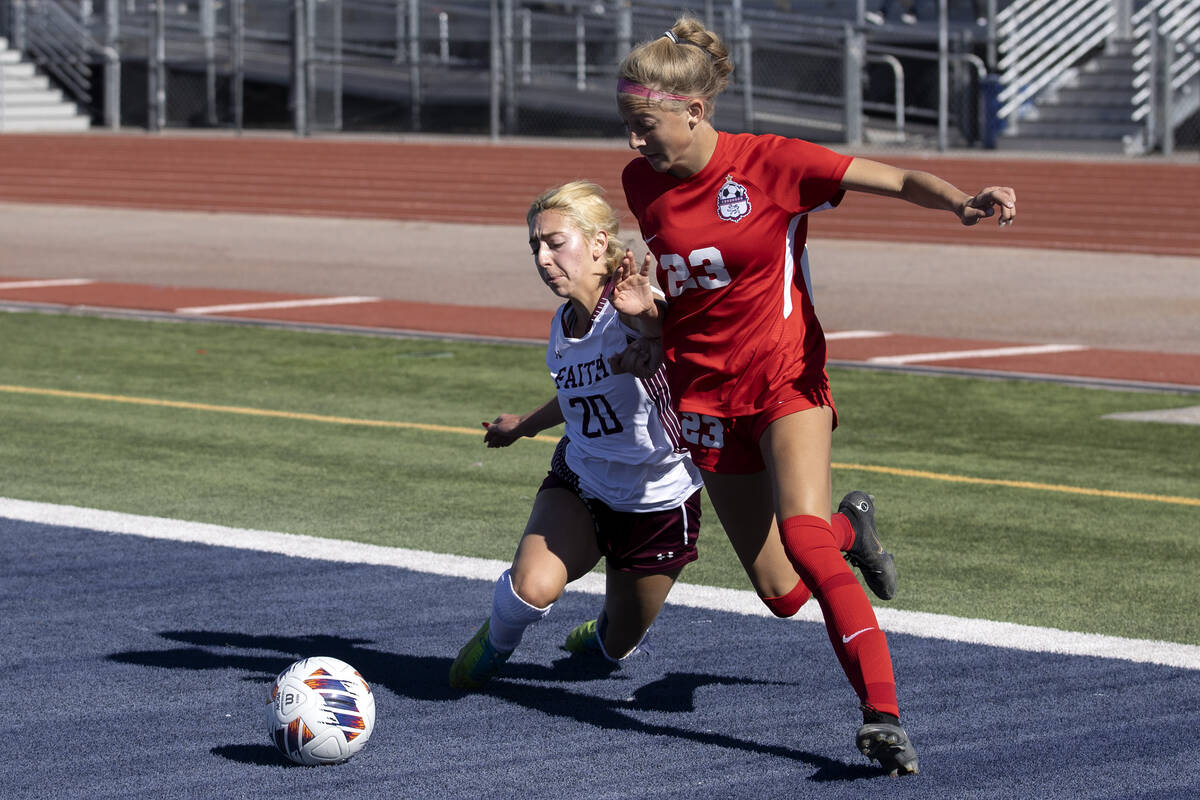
[660,247,731,297]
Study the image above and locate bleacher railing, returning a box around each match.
[1131,0,1200,154]
[994,0,1117,132]
[5,0,118,126]
[0,0,998,147]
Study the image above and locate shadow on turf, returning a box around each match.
[108,629,880,782]
[211,744,305,767]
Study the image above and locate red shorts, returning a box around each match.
[538,469,701,575]
[677,379,837,474]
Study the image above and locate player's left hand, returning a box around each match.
[611,249,658,318]
[608,336,663,378]
[960,186,1016,227]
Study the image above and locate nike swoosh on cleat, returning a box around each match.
[842,627,875,644]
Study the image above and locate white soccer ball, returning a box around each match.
[267,656,376,766]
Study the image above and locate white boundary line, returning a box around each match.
[825,330,890,340]
[0,278,95,290]
[3,496,1198,671]
[869,343,1088,365]
[176,296,381,315]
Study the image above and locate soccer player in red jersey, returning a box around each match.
[612,16,1017,777]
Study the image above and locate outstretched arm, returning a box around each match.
[482,397,564,448]
[840,157,1016,227]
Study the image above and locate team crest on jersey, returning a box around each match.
[716,175,752,222]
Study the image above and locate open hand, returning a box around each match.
[611,248,657,317]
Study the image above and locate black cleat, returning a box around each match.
[839,491,898,600]
[856,722,919,776]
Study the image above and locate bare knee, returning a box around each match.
[509,569,565,610]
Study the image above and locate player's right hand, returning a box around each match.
[482,414,524,447]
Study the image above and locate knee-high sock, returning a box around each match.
[780,515,899,717]
[761,511,854,617]
[488,569,552,653]
[831,512,855,551]
[762,579,812,617]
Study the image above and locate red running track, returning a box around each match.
[2,276,1197,392]
[2,134,1198,392]
[1,133,1199,257]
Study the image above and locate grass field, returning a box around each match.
[3,310,1198,645]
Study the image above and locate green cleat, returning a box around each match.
[563,619,602,654]
[449,620,512,689]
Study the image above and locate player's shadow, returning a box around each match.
[108,629,878,781]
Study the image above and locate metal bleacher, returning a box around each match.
[0,0,1195,153]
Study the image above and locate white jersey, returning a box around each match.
[546,288,703,513]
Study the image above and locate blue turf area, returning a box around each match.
[2,517,1197,799]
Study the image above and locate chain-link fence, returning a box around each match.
[2,0,1196,153]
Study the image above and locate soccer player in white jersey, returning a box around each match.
[449,180,705,687]
[613,17,1016,776]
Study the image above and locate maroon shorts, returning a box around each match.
[538,443,700,575]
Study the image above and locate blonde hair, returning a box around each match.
[618,16,733,117]
[527,180,625,276]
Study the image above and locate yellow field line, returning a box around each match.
[0,384,560,442]
[3,383,1196,507]
[830,462,1200,507]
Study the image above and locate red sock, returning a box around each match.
[779,514,899,717]
[831,512,855,552]
[762,579,812,618]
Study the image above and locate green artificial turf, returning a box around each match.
[1,311,1197,644]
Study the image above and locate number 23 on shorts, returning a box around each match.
[680,412,724,448]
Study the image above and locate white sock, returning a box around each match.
[595,613,651,662]
[487,569,552,653]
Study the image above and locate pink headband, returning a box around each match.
[616,78,691,102]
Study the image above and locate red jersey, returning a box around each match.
[622,131,852,417]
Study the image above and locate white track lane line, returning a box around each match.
[869,343,1088,365]
[176,296,381,315]
[0,278,95,290]
[3,496,1197,671]
[825,330,890,340]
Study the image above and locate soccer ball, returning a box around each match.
[267,656,376,766]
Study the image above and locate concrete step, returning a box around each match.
[1086,54,1137,73]
[0,115,91,132]
[0,46,91,133]
[1061,71,1135,91]
[1103,39,1137,57]
[1029,104,1138,123]
[0,88,65,106]
[0,62,35,78]
[0,102,84,119]
[1011,118,1142,139]
[994,135,1130,154]
[0,74,52,92]
[1051,88,1137,106]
